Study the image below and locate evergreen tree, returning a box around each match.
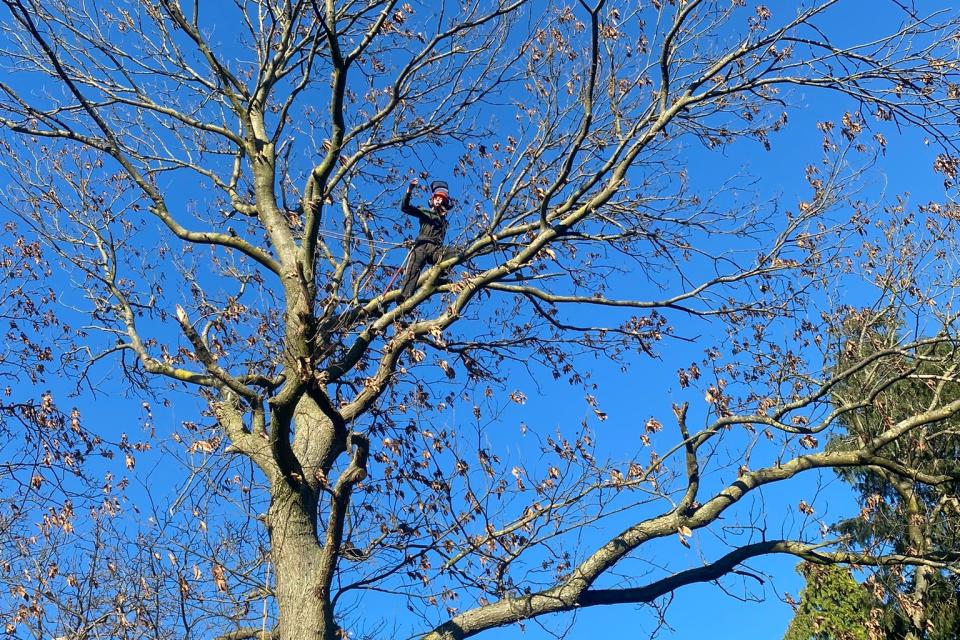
[814,310,960,639]
[784,563,873,640]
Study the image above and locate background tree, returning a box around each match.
[783,562,874,640]
[2,1,960,639]
[788,306,960,640]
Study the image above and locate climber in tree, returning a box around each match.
[396,179,451,305]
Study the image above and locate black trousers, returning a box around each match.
[399,242,442,300]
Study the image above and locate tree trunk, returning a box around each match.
[895,479,931,640]
[269,487,334,640]
[268,395,346,640]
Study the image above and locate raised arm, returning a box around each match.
[400,180,421,217]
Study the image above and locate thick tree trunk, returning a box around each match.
[268,395,346,640]
[269,488,333,640]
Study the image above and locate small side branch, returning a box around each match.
[317,432,370,595]
[213,628,277,640]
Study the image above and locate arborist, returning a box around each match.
[396,178,452,305]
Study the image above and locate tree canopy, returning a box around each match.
[2,1,960,639]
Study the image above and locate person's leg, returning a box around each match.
[428,246,453,285]
[399,244,428,301]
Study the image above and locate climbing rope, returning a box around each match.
[316,226,406,249]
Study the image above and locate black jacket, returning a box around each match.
[402,190,448,247]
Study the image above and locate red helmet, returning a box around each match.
[431,180,451,206]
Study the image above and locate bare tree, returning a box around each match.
[2,1,960,639]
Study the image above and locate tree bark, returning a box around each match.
[269,486,331,640]
[896,478,932,640]
[267,396,345,640]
